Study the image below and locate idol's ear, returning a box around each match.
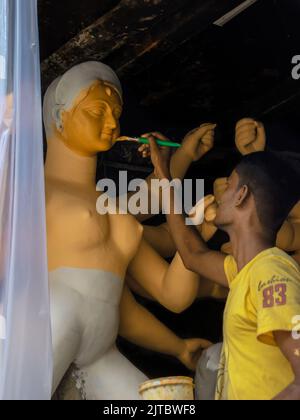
[235,184,250,207]
[52,105,64,132]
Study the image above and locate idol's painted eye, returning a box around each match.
[113,108,122,119]
[87,109,105,118]
[85,105,106,118]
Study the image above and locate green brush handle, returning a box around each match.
[138,137,181,148]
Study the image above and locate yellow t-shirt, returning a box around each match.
[216,247,300,400]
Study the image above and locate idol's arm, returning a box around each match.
[128,239,199,313]
[277,220,300,252]
[119,286,212,371]
[143,223,176,258]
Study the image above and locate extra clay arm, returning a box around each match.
[293,251,300,265]
[276,201,300,253]
[290,201,300,221]
[127,265,228,302]
[143,223,176,258]
[127,269,228,302]
[276,220,300,252]
[197,276,228,300]
[119,286,185,357]
[125,273,155,301]
[119,286,213,371]
[128,239,199,313]
[235,118,266,155]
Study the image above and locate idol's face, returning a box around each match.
[60,81,122,156]
[214,170,241,230]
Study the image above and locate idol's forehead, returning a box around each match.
[54,61,123,109]
[70,80,123,110]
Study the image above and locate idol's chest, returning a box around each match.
[46,190,111,249]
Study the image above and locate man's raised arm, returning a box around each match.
[148,137,229,288]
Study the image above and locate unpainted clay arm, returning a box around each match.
[128,239,199,314]
[197,276,229,300]
[125,273,155,301]
[276,201,300,252]
[235,118,266,155]
[119,286,212,371]
[276,220,300,252]
[290,201,300,222]
[126,268,228,302]
[119,286,185,358]
[168,123,215,179]
[293,251,300,265]
[143,223,176,258]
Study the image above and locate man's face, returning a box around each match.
[60,81,122,156]
[214,170,241,229]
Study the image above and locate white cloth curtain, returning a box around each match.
[0,0,52,400]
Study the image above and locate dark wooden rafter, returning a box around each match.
[107,0,247,78]
[38,0,121,60]
[41,0,193,85]
[39,0,300,154]
[41,0,246,87]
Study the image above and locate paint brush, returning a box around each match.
[117,136,181,148]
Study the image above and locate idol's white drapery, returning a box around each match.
[0,0,52,399]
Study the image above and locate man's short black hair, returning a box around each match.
[235,151,300,238]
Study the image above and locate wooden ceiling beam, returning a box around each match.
[41,0,194,86]
[112,0,246,78]
[41,0,246,87]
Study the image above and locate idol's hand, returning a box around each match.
[235,118,266,155]
[214,177,228,205]
[181,123,216,162]
[178,338,213,371]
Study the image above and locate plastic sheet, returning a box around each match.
[195,343,223,400]
[0,0,52,400]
